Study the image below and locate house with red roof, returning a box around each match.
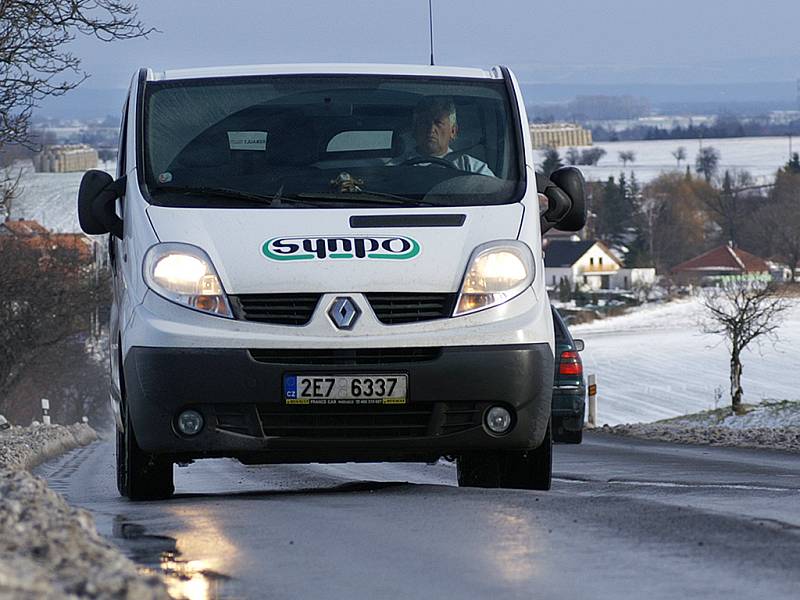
[0,218,93,262]
[671,244,771,284]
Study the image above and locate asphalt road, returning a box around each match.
[37,433,800,600]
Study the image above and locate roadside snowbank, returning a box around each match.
[0,423,168,599]
[604,400,800,453]
[0,423,97,471]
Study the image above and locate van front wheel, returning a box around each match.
[457,421,552,491]
[116,403,174,501]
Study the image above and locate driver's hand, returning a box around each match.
[538,193,549,215]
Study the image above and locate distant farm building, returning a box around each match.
[33,144,98,173]
[530,123,593,149]
[671,245,771,284]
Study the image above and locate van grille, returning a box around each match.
[248,347,441,365]
[365,293,457,324]
[258,404,434,438]
[212,402,487,439]
[231,293,456,326]
[232,294,321,325]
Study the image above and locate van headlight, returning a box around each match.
[143,243,233,318]
[454,241,534,316]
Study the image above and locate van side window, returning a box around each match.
[117,100,128,179]
[110,100,129,269]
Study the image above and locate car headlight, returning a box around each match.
[143,243,233,318]
[454,241,534,316]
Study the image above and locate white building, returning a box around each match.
[543,238,656,291]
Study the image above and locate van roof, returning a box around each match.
[147,63,503,82]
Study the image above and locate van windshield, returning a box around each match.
[142,75,524,208]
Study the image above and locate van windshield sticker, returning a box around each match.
[263,236,420,261]
[227,131,268,151]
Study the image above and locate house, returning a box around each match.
[671,244,771,284]
[0,219,49,236]
[543,238,656,291]
[0,218,94,262]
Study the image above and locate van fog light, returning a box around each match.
[485,406,512,434]
[177,410,204,436]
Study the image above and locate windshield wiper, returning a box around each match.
[153,185,316,207]
[152,185,432,207]
[296,191,433,206]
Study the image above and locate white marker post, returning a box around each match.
[41,398,51,426]
[587,375,597,428]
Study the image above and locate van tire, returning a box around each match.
[457,421,552,490]
[553,417,583,444]
[116,402,174,501]
[555,428,583,444]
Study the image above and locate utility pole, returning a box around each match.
[796,78,800,111]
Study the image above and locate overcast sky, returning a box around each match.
[70,0,800,88]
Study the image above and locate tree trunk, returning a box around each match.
[730,351,743,412]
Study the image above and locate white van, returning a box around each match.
[78,64,585,499]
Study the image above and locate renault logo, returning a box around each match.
[328,297,360,330]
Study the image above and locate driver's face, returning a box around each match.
[414,111,457,156]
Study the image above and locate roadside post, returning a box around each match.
[587,375,597,428]
[41,398,51,425]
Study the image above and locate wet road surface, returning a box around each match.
[37,433,800,599]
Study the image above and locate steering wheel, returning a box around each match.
[399,156,462,171]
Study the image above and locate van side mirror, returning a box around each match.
[538,167,587,233]
[77,170,125,238]
[573,339,585,352]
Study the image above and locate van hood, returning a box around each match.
[145,205,525,294]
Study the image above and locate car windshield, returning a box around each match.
[142,74,523,208]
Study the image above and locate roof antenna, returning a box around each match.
[428,0,435,66]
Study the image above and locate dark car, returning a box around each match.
[551,307,586,443]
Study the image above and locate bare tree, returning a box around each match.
[565,147,580,166]
[579,147,606,166]
[695,146,721,182]
[699,169,769,248]
[618,150,635,168]
[0,1,153,149]
[702,280,790,411]
[758,169,800,281]
[0,165,22,220]
[0,232,110,395]
[672,146,687,168]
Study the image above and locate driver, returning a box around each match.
[394,96,495,177]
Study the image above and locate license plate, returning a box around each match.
[283,374,408,405]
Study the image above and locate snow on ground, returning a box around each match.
[573,296,800,426]
[8,162,114,233]
[0,423,167,598]
[535,135,793,184]
[660,400,800,429]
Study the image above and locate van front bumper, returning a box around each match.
[123,343,554,463]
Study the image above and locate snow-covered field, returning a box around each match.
[8,162,114,233]
[535,135,793,184]
[574,297,800,426]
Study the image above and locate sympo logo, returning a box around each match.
[262,236,421,261]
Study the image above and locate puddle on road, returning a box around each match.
[113,518,231,599]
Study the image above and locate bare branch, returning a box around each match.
[0,0,154,149]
